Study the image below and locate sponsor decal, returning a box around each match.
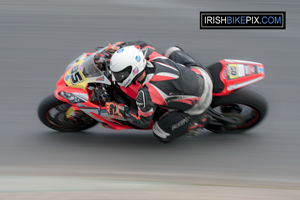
[117,48,124,53]
[260,67,265,74]
[238,64,245,77]
[245,65,256,75]
[227,64,239,79]
[79,64,84,71]
[171,118,190,131]
[65,74,70,81]
[96,76,103,81]
[250,65,255,74]
[245,65,250,75]
[123,78,132,87]
[135,55,141,62]
[132,67,139,75]
[225,62,262,80]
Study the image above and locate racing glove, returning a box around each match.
[105,102,125,118]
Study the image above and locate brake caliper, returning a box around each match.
[66,106,80,121]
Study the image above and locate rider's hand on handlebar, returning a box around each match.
[93,54,108,71]
[106,102,125,118]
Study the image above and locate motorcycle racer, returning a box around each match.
[99,40,213,142]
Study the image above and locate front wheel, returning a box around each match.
[206,87,268,133]
[38,94,98,132]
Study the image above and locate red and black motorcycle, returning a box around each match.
[38,48,267,134]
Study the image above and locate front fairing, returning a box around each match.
[54,51,142,130]
[64,53,111,89]
[54,72,137,130]
[55,50,111,104]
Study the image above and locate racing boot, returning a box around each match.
[185,113,211,137]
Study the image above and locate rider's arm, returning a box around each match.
[123,87,157,129]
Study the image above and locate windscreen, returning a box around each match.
[80,55,103,78]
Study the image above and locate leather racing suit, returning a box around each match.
[113,40,213,142]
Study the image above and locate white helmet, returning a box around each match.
[110,45,146,88]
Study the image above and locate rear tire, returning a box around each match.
[38,94,98,132]
[206,87,268,133]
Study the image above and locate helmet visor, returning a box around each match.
[112,65,132,83]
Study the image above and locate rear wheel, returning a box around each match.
[206,87,268,133]
[38,94,98,132]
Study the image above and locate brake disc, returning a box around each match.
[222,113,246,128]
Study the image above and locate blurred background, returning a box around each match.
[0,0,299,199]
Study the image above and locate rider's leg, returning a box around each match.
[152,111,190,143]
[163,46,203,68]
[152,110,211,142]
[163,46,213,77]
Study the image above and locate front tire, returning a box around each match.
[38,94,98,132]
[206,87,268,133]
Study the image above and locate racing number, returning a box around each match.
[71,71,83,84]
[230,66,237,76]
[70,66,83,85]
[227,64,239,80]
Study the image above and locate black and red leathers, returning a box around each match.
[114,40,213,141]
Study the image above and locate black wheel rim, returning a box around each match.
[213,104,260,130]
[45,103,96,130]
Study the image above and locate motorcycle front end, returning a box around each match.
[38,50,137,132]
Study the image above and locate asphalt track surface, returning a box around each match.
[1,0,300,199]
